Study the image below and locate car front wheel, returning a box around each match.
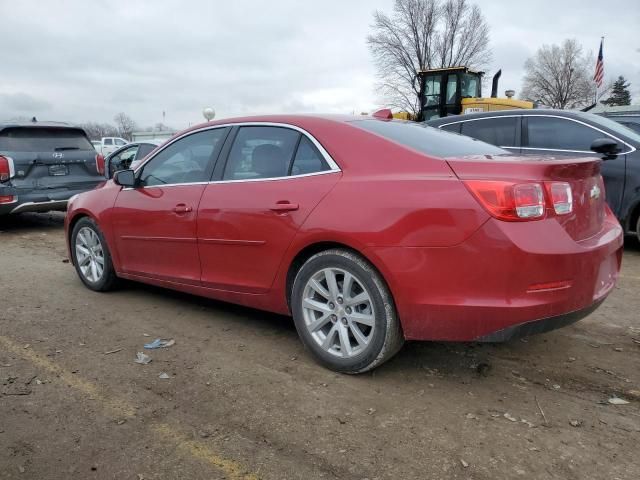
[71,217,117,291]
[291,249,404,373]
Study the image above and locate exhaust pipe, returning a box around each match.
[491,70,502,98]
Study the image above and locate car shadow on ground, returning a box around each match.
[0,212,66,233]
[121,278,535,379]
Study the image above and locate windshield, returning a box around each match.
[581,113,640,144]
[0,127,94,152]
[351,119,507,158]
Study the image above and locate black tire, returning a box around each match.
[291,249,404,374]
[70,217,118,292]
[636,215,640,244]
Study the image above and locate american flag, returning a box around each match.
[593,38,604,88]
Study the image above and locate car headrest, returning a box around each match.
[252,144,287,178]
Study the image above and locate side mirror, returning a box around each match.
[113,169,136,187]
[590,138,620,159]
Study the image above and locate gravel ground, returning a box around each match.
[1,212,639,480]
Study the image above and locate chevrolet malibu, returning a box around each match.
[65,114,623,373]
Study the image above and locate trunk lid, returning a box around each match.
[0,126,102,190]
[447,154,606,242]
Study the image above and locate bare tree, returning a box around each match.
[521,39,593,109]
[367,0,491,115]
[78,122,118,140]
[113,112,138,141]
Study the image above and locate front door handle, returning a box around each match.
[173,204,193,214]
[270,201,299,212]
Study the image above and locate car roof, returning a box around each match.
[175,114,369,137]
[425,108,597,126]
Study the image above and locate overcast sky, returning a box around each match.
[1,0,639,129]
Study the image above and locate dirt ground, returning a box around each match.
[1,212,639,480]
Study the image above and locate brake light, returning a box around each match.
[0,195,15,204]
[464,180,545,221]
[546,182,573,215]
[95,154,105,176]
[0,155,14,182]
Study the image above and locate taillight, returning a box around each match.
[546,182,573,215]
[464,180,545,221]
[0,155,14,182]
[0,195,15,204]
[95,154,105,176]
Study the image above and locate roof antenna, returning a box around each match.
[31,116,37,123]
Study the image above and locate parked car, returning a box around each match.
[602,115,640,134]
[91,140,102,151]
[427,109,640,241]
[94,136,128,156]
[105,139,165,178]
[0,122,105,216]
[65,115,623,373]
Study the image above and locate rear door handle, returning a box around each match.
[173,204,193,214]
[270,201,299,212]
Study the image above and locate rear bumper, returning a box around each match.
[475,298,605,342]
[366,210,624,342]
[0,184,99,215]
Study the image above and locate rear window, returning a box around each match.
[0,127,93,152]
[351,120,506,158]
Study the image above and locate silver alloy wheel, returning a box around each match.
[302,267,375,358]
[75,226,105,283]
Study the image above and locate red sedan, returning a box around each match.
[65,114,623,373]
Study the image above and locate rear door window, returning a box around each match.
[104,138,113,145]
[461,117,518,147]
[223,126,300,180]
[526,117,604,151]
[0,127,93,152]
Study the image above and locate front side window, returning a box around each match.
[135,143,157,160]
[115,138,126,146]
[440,123,461,134]
[461,117,517,147]
[223,126,300,180]
[526,117,605,151]
[139,128,227,187]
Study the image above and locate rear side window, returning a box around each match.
[0,127,93,152]
[104,138,113,145]
[461,117,517,147]
[526,117,603,151]
[290,136,330,175]
[351,120,506,158]
[440,123,461,134]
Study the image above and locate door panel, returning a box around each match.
[198,173,339,293]
[112,185,206,283]
[110,127,229,283]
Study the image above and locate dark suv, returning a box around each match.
[0,122,105,216]
[427,109,640,241]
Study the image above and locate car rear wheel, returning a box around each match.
[291,249,404,373]
[71,217,117,291]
